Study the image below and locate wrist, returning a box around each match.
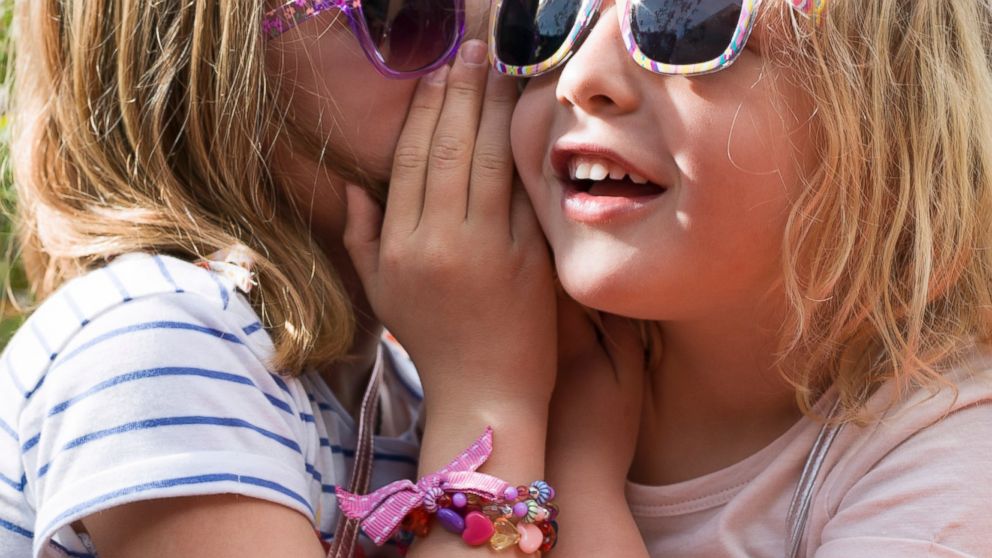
[419,403,549,484]
[421,381,554,427]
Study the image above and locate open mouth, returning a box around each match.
[564,156,668,199]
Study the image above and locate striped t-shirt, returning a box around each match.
[0,253,423,558]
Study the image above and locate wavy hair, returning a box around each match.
[11,0,379,373]
[773,0,992,421]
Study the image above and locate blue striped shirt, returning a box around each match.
[0,253,423,557]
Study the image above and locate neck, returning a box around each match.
[630,300,804,486]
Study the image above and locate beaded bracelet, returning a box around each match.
[397,480,559,554]
[336,428,559,555]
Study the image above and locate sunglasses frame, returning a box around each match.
[489,0,825,78]
[263,0,467,79]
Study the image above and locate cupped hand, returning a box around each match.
[343,40,557,412]
[548,292,649,492]
[542,293,653,557]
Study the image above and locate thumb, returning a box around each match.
[343,183,383,288]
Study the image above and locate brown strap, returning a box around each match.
[327,344,386,558]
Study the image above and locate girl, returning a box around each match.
[346,0,992,555]
[0,0,557,557]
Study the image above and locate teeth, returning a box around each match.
[568,155,651,185]
[574,162,592,181]
[589,163,609,181]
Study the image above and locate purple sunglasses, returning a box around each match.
[263,0,466,79]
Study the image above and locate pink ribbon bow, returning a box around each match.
[336,427,511,545]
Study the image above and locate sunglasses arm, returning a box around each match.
[262,0,352,39]
[786,0,827,21]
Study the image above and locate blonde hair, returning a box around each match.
[774,0,992,421]
[11,0,377,373]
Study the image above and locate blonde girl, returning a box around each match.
[347,0,992,556]
[0,0,561,556]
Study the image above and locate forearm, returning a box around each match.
[546,456,649,557]
[549,480,648,558]
[407,400,549,558]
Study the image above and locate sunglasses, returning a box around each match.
[263,0,466,79]
[489,0,826,78]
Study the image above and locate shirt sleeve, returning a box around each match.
[18,292,316,556]
[815,401,992,557]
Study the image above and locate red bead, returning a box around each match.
[403,508,432,538]
[538,521,558,552]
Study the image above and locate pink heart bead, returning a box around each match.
[461,512,495,546]
[517,523,543,553]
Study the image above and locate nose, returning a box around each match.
[555,0,642,115]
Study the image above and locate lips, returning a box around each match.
[550,143,668,223]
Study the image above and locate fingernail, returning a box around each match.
[459,40,487,66]
[427,64,450,84]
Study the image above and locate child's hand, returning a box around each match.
[545,294,651,556]
[548,294,646,489]
[344,40,557,414]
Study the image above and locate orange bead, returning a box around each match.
[403,508,432,538]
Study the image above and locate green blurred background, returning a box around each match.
[0,0,29,350]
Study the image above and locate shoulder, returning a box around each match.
[826,349,992,483]
[0,257,323,557]
[4,254,267,385]
[811,350,992,555]
[842,349,992,459]
[1,253,282,447]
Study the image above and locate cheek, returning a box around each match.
[675,72,809,243]
[269,24,419,180]
[327,76,418,178]
[512,80,558,225]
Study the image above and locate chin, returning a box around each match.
[556,257,648,318]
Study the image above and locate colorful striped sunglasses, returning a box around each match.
[489,0,826,78]
[263,0,466,79]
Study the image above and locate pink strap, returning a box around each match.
[336,427,510,545]
[326,345,386,558]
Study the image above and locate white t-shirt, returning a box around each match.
[0,253,423,558]
[627,353,992,557]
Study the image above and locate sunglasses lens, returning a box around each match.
[631,0,743,66]
[362,0,460,73]
[495,0,583,67]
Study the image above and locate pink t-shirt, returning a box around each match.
[627,351,992,557]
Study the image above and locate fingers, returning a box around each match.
[468,71,519,227]
[599,313,647,384]
[385,65,450,237]
[343,183,384,291]
[422,40,491,225]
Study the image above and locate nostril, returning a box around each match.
[588,94,616,107]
